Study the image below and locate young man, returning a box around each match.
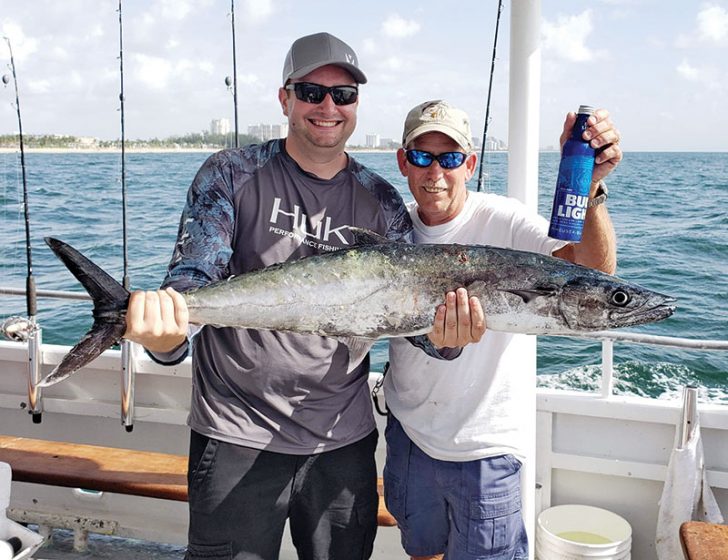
[384,100,621,560]
[123,36,479,560]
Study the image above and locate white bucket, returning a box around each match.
[536,505,632,560]
[0,462,44,560]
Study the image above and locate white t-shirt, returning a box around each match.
[385,191,566,461]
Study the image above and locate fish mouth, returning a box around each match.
[609,296,677,329]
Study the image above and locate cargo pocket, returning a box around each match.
[184,541,232,559]
[187,435,220,512]
[467,485,523,557]
[382,472,406,529]
[354,499,378,560]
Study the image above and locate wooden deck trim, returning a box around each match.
[0,435,397,527]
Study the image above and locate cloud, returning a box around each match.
[133,53,217,91]
[542,10,596,62]
[236,73,260,86]
[26,78,52,94]
[133,54,172,90]
[676,4,728,48]
[382,56,403,71]
[675,33,691,48]
[381,14,421,38]
[676,59,726,91]
[241,0,274,24]
[0,20,39,63]
[157,0,195,21]
[362,38,377,54]
[676,60,700,80]
[697,4,728,43]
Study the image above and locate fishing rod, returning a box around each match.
[476,0,504,193]
[118,0,129,291]
[3,38,35,319]
[118,0,135,432]
[226,0,240,148]
[3,36,43,423]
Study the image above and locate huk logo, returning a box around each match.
[269,197,351,251]
[345,53,356,65]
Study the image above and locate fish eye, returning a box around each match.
[611,289,631,307]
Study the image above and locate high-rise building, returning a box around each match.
[211,118,231,135]
[248,123,288,141]
[365,134,380,148]
[272,123,288,138]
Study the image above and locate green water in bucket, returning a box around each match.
[557,531,613,545]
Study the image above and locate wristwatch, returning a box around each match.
[587,180,608,208]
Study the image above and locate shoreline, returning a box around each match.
[0,146,400,154]
[2,147,724,155]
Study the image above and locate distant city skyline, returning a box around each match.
[2,117,509,150]
[2,1,727,151]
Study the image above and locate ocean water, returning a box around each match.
[1,150,726,400]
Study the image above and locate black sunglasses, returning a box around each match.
[405,149,467,170]
[285,82,359,106]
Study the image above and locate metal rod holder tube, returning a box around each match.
[600,339,614,398]
[27,324,43,422]
[120,339,135,432]
[677,385,698,450]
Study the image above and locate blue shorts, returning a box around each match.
[383,415,528,559]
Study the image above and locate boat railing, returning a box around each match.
[0,286,92,301]
[563,332,728,398]
[2,285,728,424]
[3,284,728,358]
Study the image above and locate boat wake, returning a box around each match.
[537,361,728,403]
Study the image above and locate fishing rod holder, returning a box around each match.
[26,322,43,423]
[677,385,698,450]
[120,340,137,432]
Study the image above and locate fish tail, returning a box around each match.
[40,238,130,387]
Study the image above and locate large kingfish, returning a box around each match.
[40,231,675,386]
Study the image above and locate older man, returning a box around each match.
[384,100,621,560]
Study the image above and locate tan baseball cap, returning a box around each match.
[402,100,473,151]
[282,32,367,85]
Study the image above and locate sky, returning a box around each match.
[1,0,727,151]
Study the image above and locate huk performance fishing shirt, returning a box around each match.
[151,139,434,454]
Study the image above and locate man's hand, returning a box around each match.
[428,288,486,348]
[124,287,189,353]
[560,108,622,186]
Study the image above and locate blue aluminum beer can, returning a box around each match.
[548,105,596,241]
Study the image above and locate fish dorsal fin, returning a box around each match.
[502,287,560,304]
[349,227,390,246]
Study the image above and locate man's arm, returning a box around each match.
[125,151,236,359]
[553,108,621,274]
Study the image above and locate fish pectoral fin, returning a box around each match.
[334,336,375,373]
[348,227,391,246]
[501,287,560,304]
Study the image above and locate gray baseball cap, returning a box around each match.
[282,32,367,85]
[402,100,474,151]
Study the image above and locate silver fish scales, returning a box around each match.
[40,231,675,386]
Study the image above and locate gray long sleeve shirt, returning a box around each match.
[154,140,422,454]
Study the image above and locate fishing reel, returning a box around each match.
[0,315,36,342]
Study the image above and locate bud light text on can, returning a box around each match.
[548,105,596,242]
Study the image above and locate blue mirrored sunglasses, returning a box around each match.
[405,149,467,170]
[285,82,359,106]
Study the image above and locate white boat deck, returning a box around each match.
[1,339,727,559]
